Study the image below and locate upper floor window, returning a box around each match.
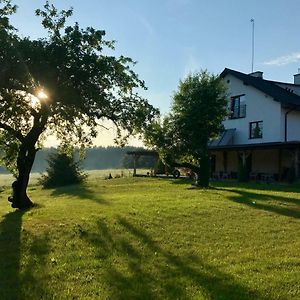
[249,121,263,139]
[229,94,246,119]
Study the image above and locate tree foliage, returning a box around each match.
[0,0,158,208]
[121,154,157,169]
[145,71,227,187]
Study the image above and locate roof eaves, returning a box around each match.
[221,68,300,107]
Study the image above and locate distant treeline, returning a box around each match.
[0,146,158,173]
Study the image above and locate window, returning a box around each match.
[229,95,246,119]
[249,121,263,139]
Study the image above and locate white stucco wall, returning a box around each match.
[223,74,282,145]
[280,109,300,142]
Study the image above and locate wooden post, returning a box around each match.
[242,152,246,166]
[238,151,251,166]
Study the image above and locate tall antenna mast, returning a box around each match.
[251,18,255,73]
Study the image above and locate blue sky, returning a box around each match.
[9,0,300,145]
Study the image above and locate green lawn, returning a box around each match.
[0,175,300,299]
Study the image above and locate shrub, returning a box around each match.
[39,152,86,188]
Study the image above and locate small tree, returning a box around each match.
[40,152,86,188]
[145,71,227,187]
[0,1,158,209]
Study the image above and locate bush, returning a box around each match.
[39,152,86,188]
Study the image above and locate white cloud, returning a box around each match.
[264,52,300,66]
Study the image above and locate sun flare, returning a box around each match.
[37,90,48,100]
[29,90,48,107]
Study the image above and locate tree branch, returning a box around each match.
[0,122,24,142]
[30,107,39,117]
[97,123,110,130]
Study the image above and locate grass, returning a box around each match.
[0,174,300,299]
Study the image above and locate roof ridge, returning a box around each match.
[264,79,300,87]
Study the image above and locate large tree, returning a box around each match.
[145,71,227,187]
[0,1,158,209]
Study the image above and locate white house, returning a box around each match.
[209,68,300,181]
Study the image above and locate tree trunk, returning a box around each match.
[6,103,48,209]
[196,155,210,187]
[8,145,37,209]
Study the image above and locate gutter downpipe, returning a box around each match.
[284,108,294,142]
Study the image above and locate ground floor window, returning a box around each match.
[249,121,263,139]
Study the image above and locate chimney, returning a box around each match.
[294,68,300,85]
[249,71,263,79]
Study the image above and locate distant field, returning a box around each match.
[0,175,300,299]
[0,168,145,188]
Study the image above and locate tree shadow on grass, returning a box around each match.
[50,183,110,205]
[0,210,53,300]
[117,217,267,300]
[20,232,53,299]
[81,216,267,300]
[212,186,300,219]
[171,178,300,195]
[212,181,300,194]
[0,210,24,300]
[169,179,300,219]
